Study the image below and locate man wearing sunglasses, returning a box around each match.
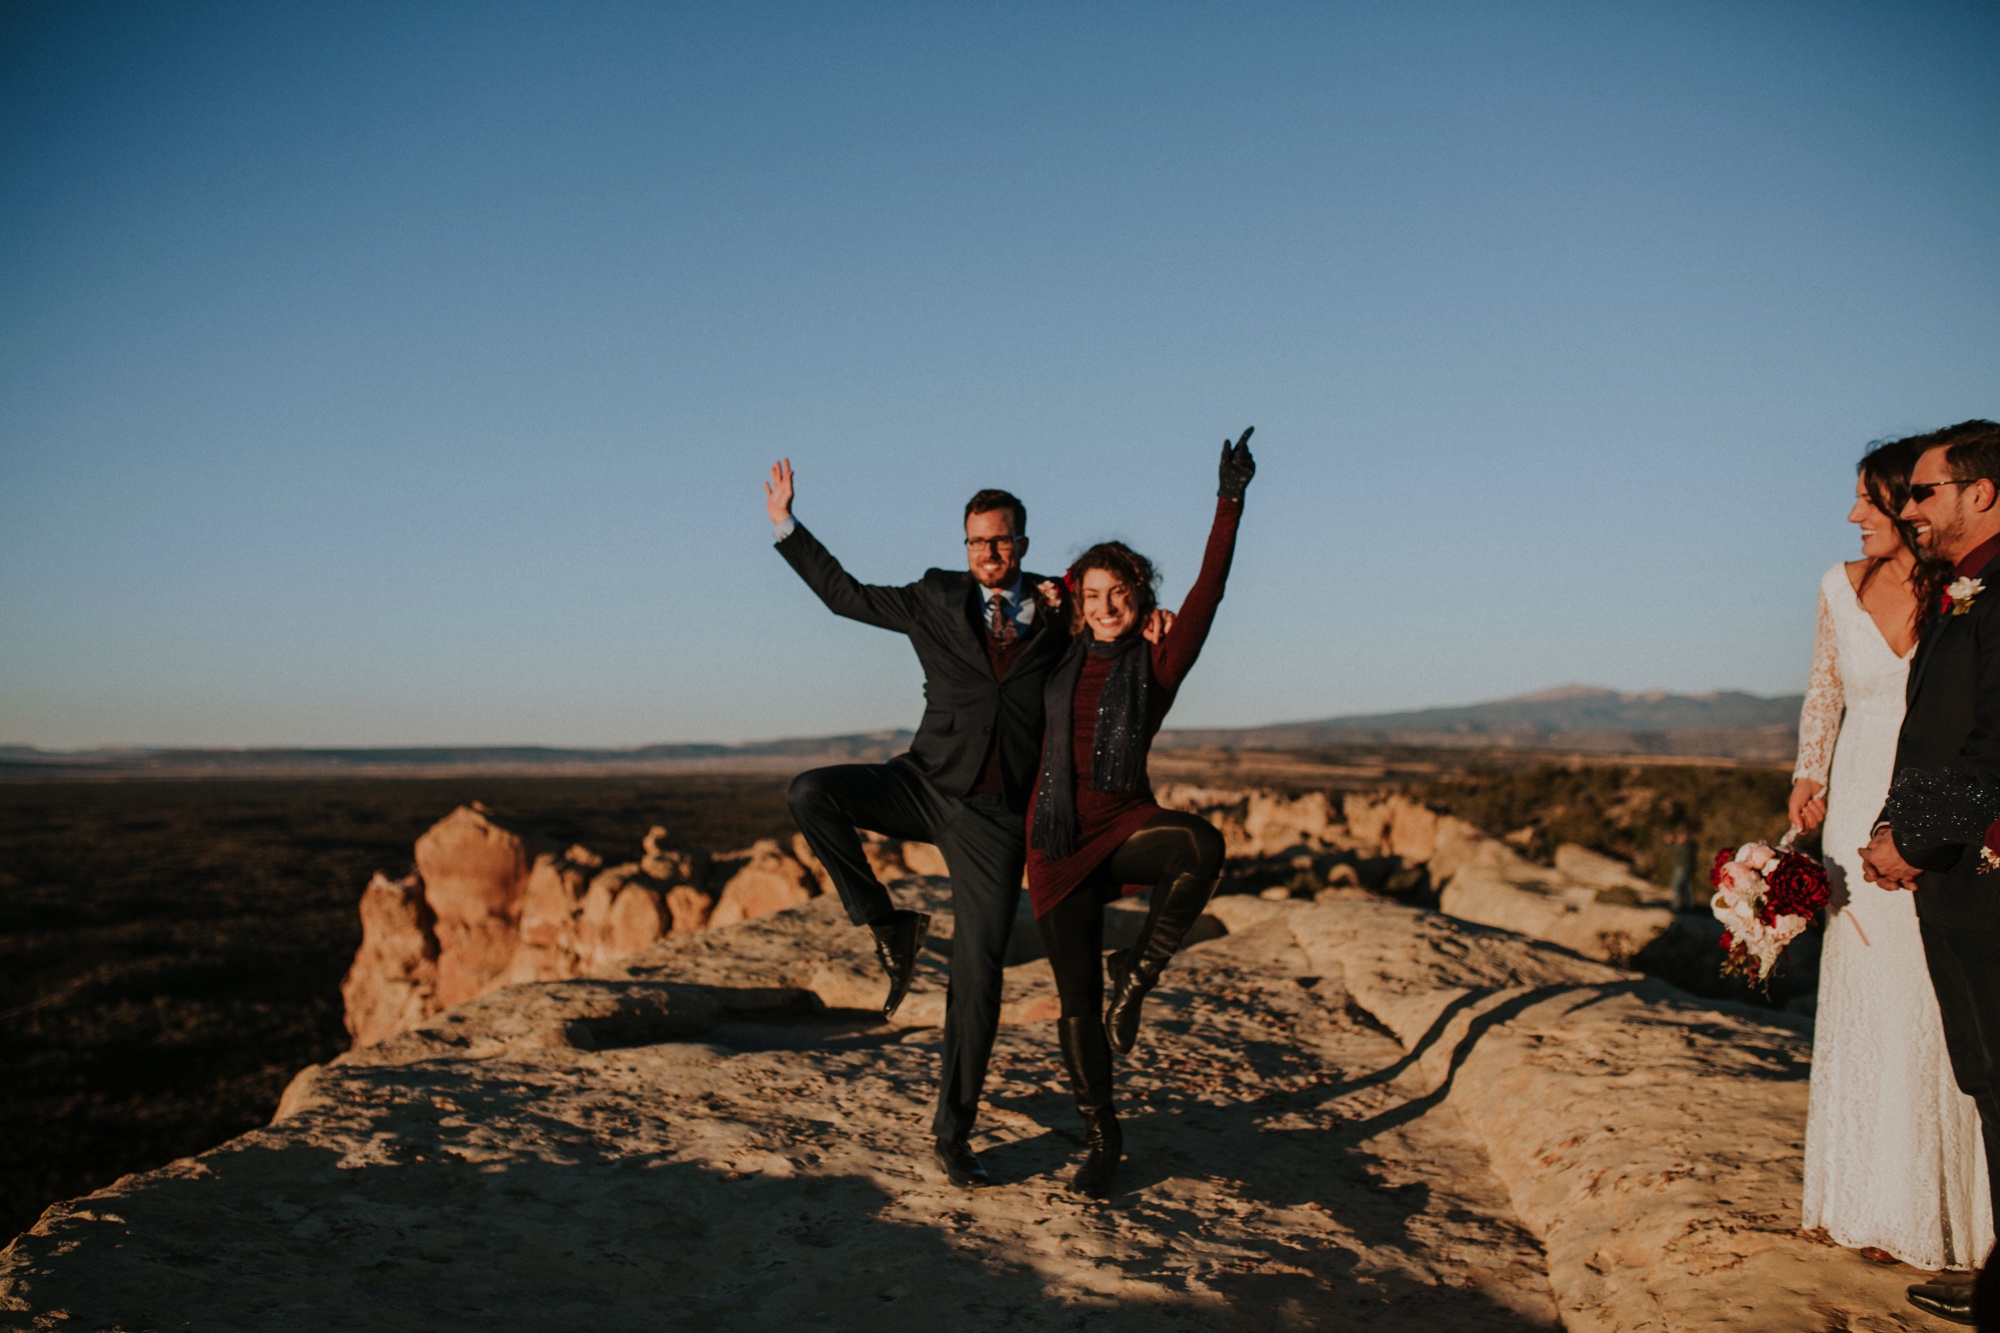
[763,460,1070,1190]
[1859,418,2000,1326]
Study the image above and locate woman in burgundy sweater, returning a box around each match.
[1025,429,1254,1198]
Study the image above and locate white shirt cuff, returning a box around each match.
[773,516,797,542]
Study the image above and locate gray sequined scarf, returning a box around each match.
[1031,632,1150,858]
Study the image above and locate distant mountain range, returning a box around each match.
[0,732,917,779]
[0,687,1804,778]
[1154,686,1802,760]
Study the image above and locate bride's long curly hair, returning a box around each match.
[1858,438,1950,631]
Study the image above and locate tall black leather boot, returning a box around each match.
[1104,871,1216,1055]
[1057,1016,1121,1199]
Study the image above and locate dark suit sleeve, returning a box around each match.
[776,522,923,633]
[1893,599,2000,871]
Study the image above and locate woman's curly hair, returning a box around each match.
[1065,541,1159,636]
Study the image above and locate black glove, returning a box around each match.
[1218,426,1256,499]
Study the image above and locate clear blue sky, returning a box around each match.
[2,2,1995,748]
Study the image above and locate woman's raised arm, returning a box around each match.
[1153,430,1253,691]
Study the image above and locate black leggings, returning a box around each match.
[1035,810,1227,1025]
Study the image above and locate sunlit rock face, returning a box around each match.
[706,838,817,929]
[340,808,839,1048]
[338,872,438,1049]
[341,786,1690,1050]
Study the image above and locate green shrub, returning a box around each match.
[1411,761,1799,884]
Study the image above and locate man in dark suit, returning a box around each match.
[763,458,1072,1189]
[1860,419,2000,1326]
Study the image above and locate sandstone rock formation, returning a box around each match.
[1437,841,1676,965]
[340,807,831,1048]
[415,803,541,1008]
[337,872,436,1049]
[6,880,1940,1330]
[1157,786,1678,966]
[707,838,818,929]
[505,846,597,983]
[341,785,1705,1063]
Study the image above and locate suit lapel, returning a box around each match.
[1906,612,1951,705]
[1908,550,2000,704]
[1016,570,1066,661]
[936,572,993,671]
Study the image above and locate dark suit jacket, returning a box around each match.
[1888,545,2000,927]
[777,522,1070,803]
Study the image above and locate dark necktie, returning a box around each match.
[987,591,1017,647]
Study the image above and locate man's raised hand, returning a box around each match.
[765,459,795,526]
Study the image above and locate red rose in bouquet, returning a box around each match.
[1709,834,1830,983]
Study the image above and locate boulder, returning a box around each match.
[664,884,713,935]
[605,883,671,959]
[508,850,596,983]
[805,830,941,883]
[640,826,709,887]
[790,833,835,894]
[1439,841,1675,965]
[339,872,438,1048]
[708,839,819,929]
[899,841,949,878]
[1241,789,1343,855]
[1154,783,1253,855]
[860,832,914,882]
[415,804,539,1009]
[1553,843,1668,904]
[576,863,674,972]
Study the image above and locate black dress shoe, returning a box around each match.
[1907,1279,1975,1325]
[933,1137,990,1189]
[868,909,931,1021]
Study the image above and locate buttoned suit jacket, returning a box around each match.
[777,522,1070,801]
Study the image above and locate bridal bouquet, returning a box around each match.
[1708,832,1829,983]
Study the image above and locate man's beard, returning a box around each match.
[1922,511,1967,561]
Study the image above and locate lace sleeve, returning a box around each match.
[1793,586,1842,785]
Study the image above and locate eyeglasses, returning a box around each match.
[964,536,1020,553]
[1909,479,1983,502]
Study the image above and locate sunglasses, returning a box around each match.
[1909,479,1983,503]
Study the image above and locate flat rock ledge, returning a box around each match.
[2,892,1948,1332]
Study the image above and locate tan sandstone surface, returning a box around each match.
[1,874,1950,1331]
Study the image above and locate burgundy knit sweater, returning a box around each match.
[1025,496,1242,917]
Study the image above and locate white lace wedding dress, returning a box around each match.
[1797,562,1993,1269]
